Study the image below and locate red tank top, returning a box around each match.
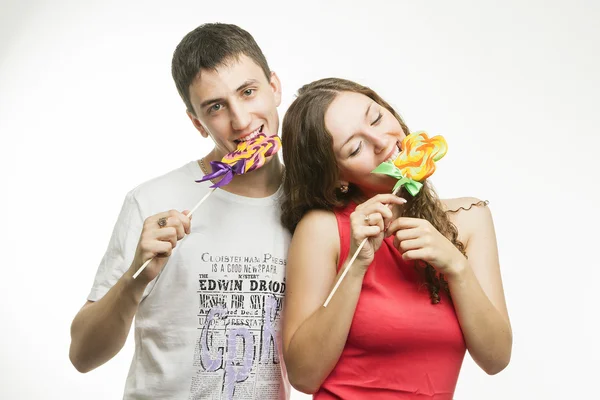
[314,203,466,399]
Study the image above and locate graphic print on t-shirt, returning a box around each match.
[188,250,286,399]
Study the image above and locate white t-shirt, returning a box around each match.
[89,161,291,400]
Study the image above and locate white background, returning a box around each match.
[1,0,598,399]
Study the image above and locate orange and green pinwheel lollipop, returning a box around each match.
[372,131,447,196]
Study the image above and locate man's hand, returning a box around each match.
[130,209,191,283]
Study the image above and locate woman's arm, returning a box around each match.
[446,198,512,374]
[388,197,512,374]
[282,210,368,393]
[282,194,404,393]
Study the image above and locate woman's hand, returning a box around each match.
[350,194,406,269]
[386,217,467,278]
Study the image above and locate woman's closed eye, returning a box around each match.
[371,112,383,126]
[349,141,363,157]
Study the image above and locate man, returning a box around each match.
[69,23,290,399]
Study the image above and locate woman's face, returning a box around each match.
[324,91,406,196]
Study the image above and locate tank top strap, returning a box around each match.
[332,202,357,272]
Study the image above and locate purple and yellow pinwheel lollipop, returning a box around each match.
[196,133,282,188]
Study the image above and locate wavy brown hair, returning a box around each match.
[281,78,466,304]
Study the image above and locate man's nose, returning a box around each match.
[230,101,252,132]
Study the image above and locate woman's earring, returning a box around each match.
[340,184,349,193]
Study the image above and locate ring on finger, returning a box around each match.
[158,217,167,228]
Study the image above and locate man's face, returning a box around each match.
[187,54,282,160]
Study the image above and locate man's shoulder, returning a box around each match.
[129,161,198,194]
[126,161,209,213]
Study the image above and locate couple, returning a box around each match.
[69,23,512,399]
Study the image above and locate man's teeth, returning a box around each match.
[238,126,263,142]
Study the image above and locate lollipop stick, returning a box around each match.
[323,237,367,307]
[132,188,216,279]
[323,186,401,307]
[188,188,215,216]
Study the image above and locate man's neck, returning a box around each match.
[199,153,284,198]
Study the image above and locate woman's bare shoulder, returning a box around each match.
[441,197,492,245]
[296,209,338,233]
[442,197,489,214]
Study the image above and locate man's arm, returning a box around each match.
[69,209,190,373]
[69,269,147,373]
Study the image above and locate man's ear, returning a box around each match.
[187,110,209,138]
[269,71,282,107]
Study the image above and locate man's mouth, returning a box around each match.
[235,125,264,143]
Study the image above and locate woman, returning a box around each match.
[280,78,512,399]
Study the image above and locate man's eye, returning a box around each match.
[243,89,254,96]
[210,104,222,112]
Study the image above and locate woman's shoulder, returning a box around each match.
[441,197,489,213]
[291,209,340,263]
[295,209,339,235]
[441,197,493,244]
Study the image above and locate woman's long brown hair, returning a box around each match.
[281,78,465,304]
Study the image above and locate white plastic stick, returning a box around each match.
[323,237,367,307]
[323,187,401,307]
[132,188,215,279]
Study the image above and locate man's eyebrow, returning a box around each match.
[200,97,224,109]
[199,79,261,109]
[236,79,260,92]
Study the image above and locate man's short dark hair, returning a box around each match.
[172,23,271,115]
